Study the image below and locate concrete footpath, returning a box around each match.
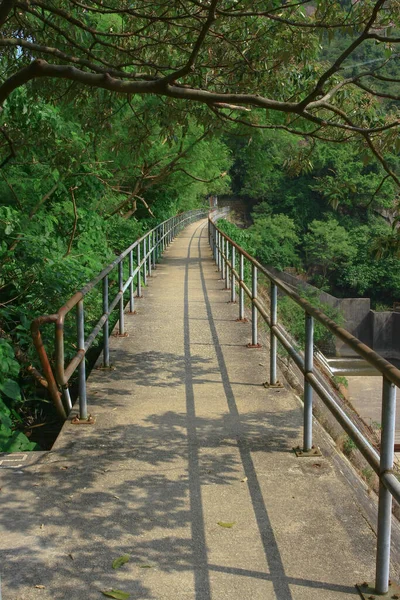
[0,220,396,599]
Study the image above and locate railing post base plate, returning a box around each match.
[113,332,129,338]
[293,445,322,457]
[356,580,400,598]
[71,415,96,425]
[246,343,262,349]
[263,381,284,389]
[236,317,248,323]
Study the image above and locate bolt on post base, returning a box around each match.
[356,580,400,599]
[263,380,284,389]
[71,415,96,425]
[246,342,262,349]
[293,445,322,457]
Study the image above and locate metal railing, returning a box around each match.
[208,209,400,596]
[31,209,207,422]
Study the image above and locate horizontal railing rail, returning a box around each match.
[208,209,399,596]
[31,209,207,421]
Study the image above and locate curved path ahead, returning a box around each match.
[0,220,395,599]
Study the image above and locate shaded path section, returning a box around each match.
[0,219,391,600]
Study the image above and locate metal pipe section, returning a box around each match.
[143,237,147,285]
[129,252,134,313]
[375,378,397,594]
[239,253,245,320]
[31,315,67,419]
[251,264,258,346]
[76,300,87,419]
[231,246,236,302]
[152,230,156,269]
[270,282,277,385]
[303,313,314,451]
[225,242,230,289]
[221,237,226,280]
[148,233,152,276]
[103,275,110,367]
[118,260,125,335]
[137,243,142,297]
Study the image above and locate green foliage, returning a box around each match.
[333,375,348,389]
[278,292,343,352]
[342,435,357,457]
[303,218,356,281]
[249,213,301,271]
[0,339,39,451]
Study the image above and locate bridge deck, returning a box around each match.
[0,219,396,599]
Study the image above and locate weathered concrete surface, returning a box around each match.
[0,220,396,600]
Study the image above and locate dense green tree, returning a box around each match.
[303,218,356,282]
[249,214,301,270]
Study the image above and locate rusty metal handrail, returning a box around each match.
[209,209,399,596]
[31,209,207,420]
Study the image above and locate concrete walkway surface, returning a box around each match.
[0,219,397,600]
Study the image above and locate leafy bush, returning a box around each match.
[0,339,39,451]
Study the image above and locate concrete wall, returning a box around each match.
[267,266,372,355]
[370,311,400,360]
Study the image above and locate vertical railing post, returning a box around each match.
[118,259,125,335]
[152,230,156,269]
[137,243,142,297]
[76,300,87,419]
[217,231,221,271]
[156,227,160,262]
[221,237,226,281]
[213,226,217,262]
[129,251,134,313]
[148,234,152,276]
[143,237,147,285]
[162,223,165,252]
[375,377,396,595]
[103,275,110,367]
[231,245,236,302]
[303,312,314,451]
[270,282,277,385]
[239,253,245,320]
[225,242,230,289]
[251,264,258,346]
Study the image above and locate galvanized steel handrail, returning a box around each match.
[208,209,399,596]
[31,209,207,421]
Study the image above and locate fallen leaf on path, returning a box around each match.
[217,521,236,528]
[101,590,130,599]
[112,554,130,569]
[35,585,45,589]
[241,477,248,483]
